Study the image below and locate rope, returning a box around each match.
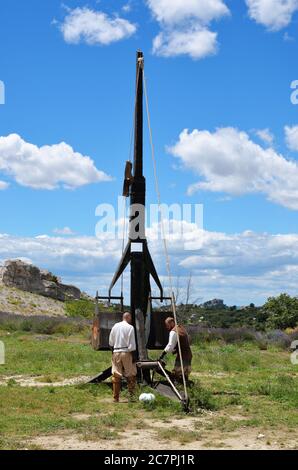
[128,124,134,163]
[120,196,128,302]
[143,70,188,403]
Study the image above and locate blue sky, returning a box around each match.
[1,0,298,305]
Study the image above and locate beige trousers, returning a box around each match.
[112,352,137,378]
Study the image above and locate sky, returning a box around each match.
[1,0,298,306]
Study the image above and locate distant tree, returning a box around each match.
[155,273,202,324]
[263,293,298,330]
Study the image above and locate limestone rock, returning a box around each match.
[0,259,81,301]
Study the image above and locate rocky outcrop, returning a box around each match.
[0,260,81,302]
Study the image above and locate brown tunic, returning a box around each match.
[172,325,192,366]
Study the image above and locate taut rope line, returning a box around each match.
[143,70,188,404]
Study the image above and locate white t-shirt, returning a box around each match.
[164,330,178,353]
[109,320,136,353]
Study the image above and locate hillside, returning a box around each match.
[0,284,66,317]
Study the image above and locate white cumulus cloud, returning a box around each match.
[122,3,132,13]
[53,227,76,235]
[152,27,218,59]
[61,7,137,45]
[169,127,298,210]
[246,0,298,31]
[0,134,112,190]
[1,226,298,305]
[285,125,298,151]
[147,0,229,24]
[147,0,230,59]
[255,128,274,145]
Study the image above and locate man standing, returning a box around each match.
[158,317,192,383]
[109,312,137,403]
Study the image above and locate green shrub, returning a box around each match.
[0,314,89,336]
[188,383,217,411]
[263,294,298,330]
[20,319,35,332]
[65,300,95,319]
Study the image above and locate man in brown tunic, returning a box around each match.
[158,317,192,382]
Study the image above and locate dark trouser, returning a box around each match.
[172,356,192,382]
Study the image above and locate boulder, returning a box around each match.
[40,269,62,283]
[0,259,81,301]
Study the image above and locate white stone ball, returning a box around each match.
[139,392,156,403]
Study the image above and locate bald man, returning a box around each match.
[109,312,137,403]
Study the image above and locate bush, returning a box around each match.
[288,327,298,343]
[190,327,258,345]
[0,312,90,336]
[263,294,298,330]
[186,305,265,329]
[188,383,217,411]
[189,326,293,350]
[65,299,95,319]
[265,330,291,349]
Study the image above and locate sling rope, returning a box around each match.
[143,70,188,403]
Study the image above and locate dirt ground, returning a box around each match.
[28,417,298,450]
[2,374,297,451]
[0,374,91,387]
